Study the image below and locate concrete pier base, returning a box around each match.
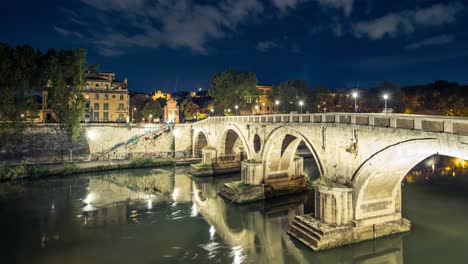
[189,148,241,177]
[288,181,411,250]
[218,175,308,204]
[219,159,309,203]
[288,214,411,251]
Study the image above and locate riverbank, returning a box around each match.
[0,157,201,182]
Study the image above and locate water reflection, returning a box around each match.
[76,168,404,264]
[0,160,425,263]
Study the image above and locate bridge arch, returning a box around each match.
[217,125,252,159]
[353,138,468,222]
[193,130,209,158]
[262,126,324,183]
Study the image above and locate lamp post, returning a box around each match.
[275,100,280,114]
[299,101,304,114]
[210,108,214,116]
[132,107,137,123]
[352,92,358,112]
[235,105,239,115]
[149,114,153,123]
[383,94,389,112]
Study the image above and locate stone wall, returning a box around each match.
[1,123,193,163]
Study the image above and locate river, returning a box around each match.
[0,159,467,264]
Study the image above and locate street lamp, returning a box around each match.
[352,92,358,112]
[275,100,280,113]
[149,114,153,123]
[235,105,239,115]
[210,108,214,116]
[299,101,304,114]
[383,94,389,112]
[132,107,137,123]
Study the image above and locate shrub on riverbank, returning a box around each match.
[0,161,26,181]
[129,157,173,168]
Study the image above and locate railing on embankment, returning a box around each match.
[194,113,468,136]
[96,124,170,160]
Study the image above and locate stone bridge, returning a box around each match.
[191,112,468,250]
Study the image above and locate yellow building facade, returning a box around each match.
[241,85,278,115]
[40,71,130,123]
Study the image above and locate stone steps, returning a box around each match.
[290,220,322,241]
[288,228,318,250]
[293,215,326,236]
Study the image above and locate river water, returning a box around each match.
[1,159,468,264]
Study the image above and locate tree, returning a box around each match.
[130,93,151,122]
[209,69,258,114]
[141,100,163,121]
[270,80,310,113]
[310,86,331,113]
[46,48,87,142]
[0,43,41,150]
[180,99,200,122]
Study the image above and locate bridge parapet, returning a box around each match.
[195,113,468,136]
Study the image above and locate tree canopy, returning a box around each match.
[209,69,258,115]
[0,43,41,149]
[45,48,87,142]
[141,100,163,121]
[271,80,309,113]
[180,99,200,121]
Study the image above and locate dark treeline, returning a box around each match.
[209,69,468,117]
[0,43,87,149]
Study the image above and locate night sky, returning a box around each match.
[1,0,467,92]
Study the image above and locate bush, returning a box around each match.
[0,161,27,181]
[130,157,155,167]
[62,161,79,175]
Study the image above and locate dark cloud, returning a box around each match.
[406,34,455,50]
[353,2,463,39]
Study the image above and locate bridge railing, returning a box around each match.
[194,113,468,136]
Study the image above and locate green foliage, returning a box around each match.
[27,164,46,178]
[62,161,79,175]
[209,69,258,114]
[130,157,156,167]
[0,43,41,149]
[271,80,310,113]
[46,49,87,142]
[130,93,152,122]
[192,163,211,168]
[310,85,331,112]
[180,99,200,121]
[0,161,27,181]
[141,100,163,120]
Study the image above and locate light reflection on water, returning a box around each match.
[0,160,467,263]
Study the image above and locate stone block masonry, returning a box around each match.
[0,123,193,163]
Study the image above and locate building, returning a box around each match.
[163,99,180,124]
[40,71,130,123]
[152,90,172,101]
[241,85,278,115]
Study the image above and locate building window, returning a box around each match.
[104,103,109,110]
[260,106,262,111]
[267,106,270,111]
[105,84,108,90]
[120,95,124,100]
[118,103,125,110]
[86,83,89,89]
[95,83,99,88]
[104,94,108,100]
[94,103,99,110]
[246,97,251,103]
[103,112,109,122]
[112,95,116,99]
[95,94,99,100]
[118,114,124,121]
[93,112,99,122]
